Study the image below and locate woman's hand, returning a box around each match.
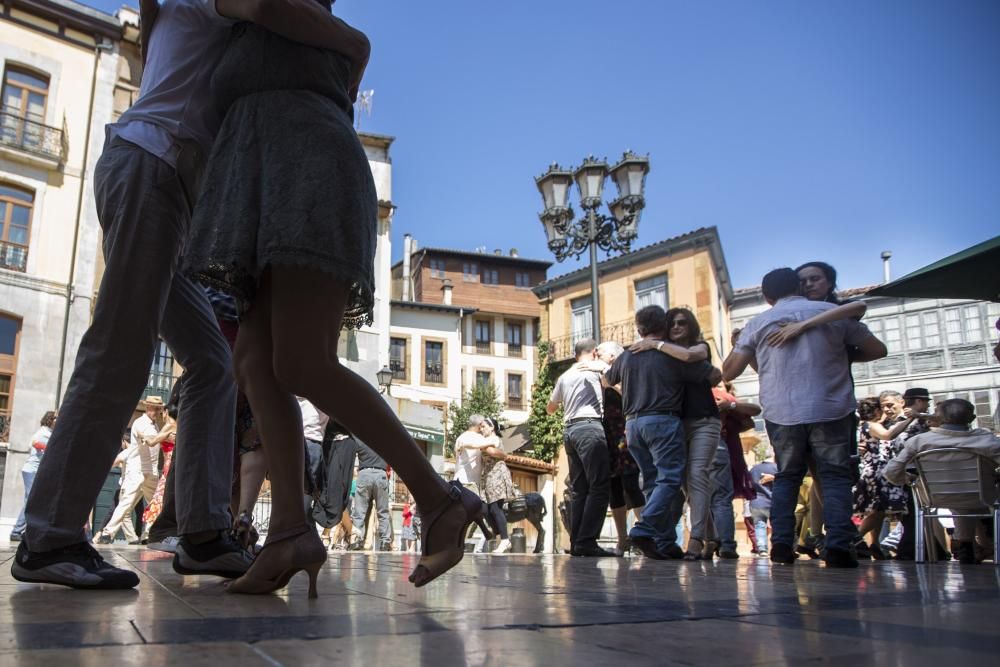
[765,321,808,347]
[629,338,661,354]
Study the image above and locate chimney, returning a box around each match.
[441,278,454,305]
[401,234,413,301]
[509,248,519,257]
[880,250,892,284]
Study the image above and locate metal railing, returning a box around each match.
[475,341,492,355]
[507,342,523,358]
[0,108,67,162]
[389,359,407,381]
[425,363,443,384]
[0,412,10,443]
[548,317,637,360]
[0,241,28,273]
[506,398,525,411]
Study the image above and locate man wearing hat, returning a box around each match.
[889,387,934,561]
[97,397,165,544]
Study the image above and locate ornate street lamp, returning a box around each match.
[376,365,394,395]
[535,151,649,341]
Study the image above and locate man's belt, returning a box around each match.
[625,410,681,421]
[360,467,387,472]
[565,417,602,426]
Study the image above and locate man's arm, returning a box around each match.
[722,348,754,382]
[216,0,370,95]
[850,333,888,363]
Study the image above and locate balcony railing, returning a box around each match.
[507,342,523,358]
[548,318,637,360]
[0,241,28,273]
[425,363,443,384]
[0,108,67,163]
[506,398,525,411]
[390,360,407,381]
[0,411,10,442]
[475,341,491,355]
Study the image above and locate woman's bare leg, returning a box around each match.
[858,511,884,544]
[261,267,449,513]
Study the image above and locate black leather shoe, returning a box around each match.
[630,536,668,560]
[718,548,739,559]
[823,547,859,568]
[954,541,977,565]
[572,546,620,558]
[662,543,685,560]
[771,542,795,565]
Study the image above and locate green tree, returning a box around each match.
[527,341,564,463]
[445,382,504,458]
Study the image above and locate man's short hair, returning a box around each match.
[635,305,667,337]
[761,268,800,302]
[936,399,975,426]
[468,414,485,429]
[574,338,597,359]
[879,390,902,402]
[596,341,624,359]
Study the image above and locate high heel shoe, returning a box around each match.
[409,482,491,588]
[684,537,705,561]
[226,524,326,598]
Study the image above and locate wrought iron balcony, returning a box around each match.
[0,411,11,443]
[505,397,525,411]
[547,317,637,361]
[0,241,28,273]
[507,342,523,358]
[389,359,407,381]
[475,341,492,355]
[0,108,67,163]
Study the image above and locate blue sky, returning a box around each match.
[88,1,1000,290]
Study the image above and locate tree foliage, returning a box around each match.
[527,341,564,463]
[445,382,504,458]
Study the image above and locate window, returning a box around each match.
[481,268,499,285]
[423,340,445,384]
[506,321,524,357]
[868,316,902,354]
[475,320,491,354]
[905,311,941,351]
[146,341,175,402]
[571,295,593,341]
[972,390,994,431]
[634,274,668,310]
[944,305,985,346]
[462,262,478,282]
[475,370,492,388]
[515,272,532,288]
[429,258,446,279]
[0,314,20,443]
[389,337,408,382]
[2,67,49,150]
[506,374,524,410]
[0,184,34,272]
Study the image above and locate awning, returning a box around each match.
[404,424,444,446]
[866,235,1000,302]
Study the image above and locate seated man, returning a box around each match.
[884,398,1000,564]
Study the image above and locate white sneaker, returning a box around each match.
[474,536,488,553]
[493,539,512,554]
[147,536,179,554]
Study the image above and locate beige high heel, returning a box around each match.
[408,482,491,588]
[226,524,326,598]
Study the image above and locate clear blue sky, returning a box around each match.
[88,1,1000,290]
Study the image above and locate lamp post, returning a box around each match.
[535,152,649,342]
[376,365,394,395]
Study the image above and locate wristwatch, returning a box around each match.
[656,341,664,351]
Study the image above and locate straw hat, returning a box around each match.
[142,395,165,407]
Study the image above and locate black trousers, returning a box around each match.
[564,420,611,550]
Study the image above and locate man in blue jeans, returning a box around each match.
[723,268,887,568]
[605,306,721,559]
[749,453,778,556]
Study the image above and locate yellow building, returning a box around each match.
[533,226,735,362]
[0,0,138,533]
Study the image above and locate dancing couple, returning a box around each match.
[14,0,485,595]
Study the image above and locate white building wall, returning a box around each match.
[388,308,463,409]
[459,314,536,424]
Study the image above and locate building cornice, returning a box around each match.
[391,299,477,315]
[3,0,123,47]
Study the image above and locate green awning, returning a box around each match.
[867,235,1000,302]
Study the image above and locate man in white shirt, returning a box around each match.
[548,339,616,558]
[454,415,488,496]
[97,397,164,544]
[16,0,371,590]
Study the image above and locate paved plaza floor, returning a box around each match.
[1,546,998,665]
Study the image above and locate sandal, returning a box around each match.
[409,481,491,588]
[226,524,326,598]
[233,511,259,552]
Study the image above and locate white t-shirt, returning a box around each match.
[126,414,161,478]
[109,0,236,166]
[22,426,51,474]
[550,362,605,422]
[455,430,487,485]
[298,397,329,443]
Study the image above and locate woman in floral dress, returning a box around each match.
[853,397,910,558]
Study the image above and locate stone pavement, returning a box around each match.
[2,546,999,665]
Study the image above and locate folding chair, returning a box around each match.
[911,447,1000,565]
